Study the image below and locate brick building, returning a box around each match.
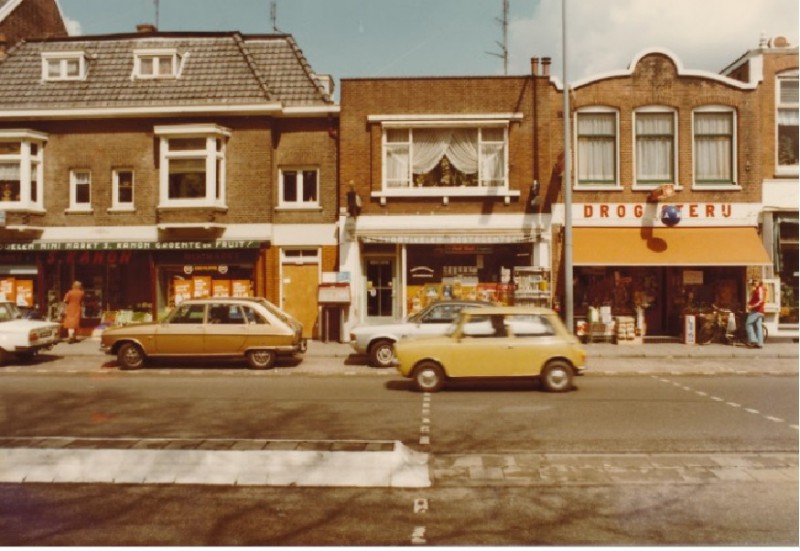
[0,0,67,47]
[0,29,338,337]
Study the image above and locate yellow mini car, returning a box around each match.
[395,306,586,392]
[101,297,306,370]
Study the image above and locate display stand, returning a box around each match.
[513,266,552,307]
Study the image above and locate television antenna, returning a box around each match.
[486,0,509,74]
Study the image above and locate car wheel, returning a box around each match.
[117,342,146,370]
[413,361,444,393]
[247,349,276,370]
[541,360,573,392]
[369,339,395,368]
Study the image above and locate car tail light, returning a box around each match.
[29,330,39,343]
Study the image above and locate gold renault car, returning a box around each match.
[100,297,306,370]
[395,306,586,392]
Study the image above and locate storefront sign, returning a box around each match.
[582,203,732,220]
[0,240,262,252]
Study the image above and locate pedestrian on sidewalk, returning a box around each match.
[62,281,84,344]
[745,279,765,349]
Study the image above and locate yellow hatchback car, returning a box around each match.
[395,306,586,392]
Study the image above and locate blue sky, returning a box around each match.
[58,0,799,87]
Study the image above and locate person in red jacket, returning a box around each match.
[62,281,84,344]
[745,279,765,348]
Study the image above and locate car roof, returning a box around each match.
[461,306,556,316]
[178,297,262,304]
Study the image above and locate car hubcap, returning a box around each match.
[376,346,394,365]
[418,368,438,389]
[549,367,568,388]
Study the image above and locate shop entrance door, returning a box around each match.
[281,251,319,339]
[365,258,395,319]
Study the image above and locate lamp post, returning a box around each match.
[562,0,574,332]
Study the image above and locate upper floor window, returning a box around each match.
[776,72,799,175]
[576,109,618,188]
[69,169,92,211]
[42,52,86,81]
[693,108,736,188]
[382,126,507,190]
[634,110,676,188]
[155,125,230,208]
[133,49,180,79]
[279,168,319,208]
[111,169,134,210]
[0,130,46,210]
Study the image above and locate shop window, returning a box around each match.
[111,169,134,210]
[634,110,676,188]
[0,131,45,210]
[693,108,736,188]
[133,49,180,79]
[576,110,618,188]
[42,52,86,81]
[776,72,799,175]
[69,169,92,212]
[279,168,319,208]
[155,125,230,208]
[381,126,507,191]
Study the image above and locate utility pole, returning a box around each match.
[562,0,573,332]
[486,0,509,75]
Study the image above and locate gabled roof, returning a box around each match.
[0,31,334,115]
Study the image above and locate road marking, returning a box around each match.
[766,416,785,423]
[411,526,426,545]
[744,408,760,415]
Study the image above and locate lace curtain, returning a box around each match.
[695,113,732,181]
[411,129,479,175]
[577,114,615,182]
[636,114,673,182]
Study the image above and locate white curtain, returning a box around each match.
[385,144,410,187]
[778,107,799,126]
[577,114,615,182]
[0,162,20,180]
[411,129,480,175]
[636,114,673,181]
[695,113,732,181]
[480,143,504,185]
[447,129,479,174]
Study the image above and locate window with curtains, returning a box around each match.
[0,133,45,210]
[279,168,319,208]
[693,109,735,186]
[69,169,92,211]
[382,127,507,190]
[776,72,799,174]
[634,111,675,187]
[576,111,618,187]
[155,125,229,208]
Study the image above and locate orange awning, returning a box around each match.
[572,227,771,266]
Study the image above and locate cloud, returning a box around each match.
[64,16,83,36]
[508,0,799,81]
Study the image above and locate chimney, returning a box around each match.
[530,57,540,76]
[136,23,157,33]
[541,57,551,77]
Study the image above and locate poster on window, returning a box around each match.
[15,279,32,307]
[231,280,252,297]
[212,280,231,297]
[0,278,13,301]
[192,276,211,298]
[174,280,192,305]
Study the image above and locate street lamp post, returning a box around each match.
[562,0,573,332]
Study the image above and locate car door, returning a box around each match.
[154,303,206,355]
[505,314,560,375]
[203,303,248,354]
[445,313,524,378]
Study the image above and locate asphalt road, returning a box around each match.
[0,371,797,545]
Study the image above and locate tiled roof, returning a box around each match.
[0,31,333,111]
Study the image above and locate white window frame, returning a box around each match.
[369,115,521,202]
[278,167,320,210]
[68,169,92,212]
[133,48,181,79]
[574,107,620,190]
[155,124,230,209]
[41,51,86,81]
[632,107,679,190]
[110,168,135,211]
[692,106,739,189]
[0,129,46,212]
[776,70,799,176]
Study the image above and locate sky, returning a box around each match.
[57,0,799,89]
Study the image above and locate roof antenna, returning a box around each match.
[270,0,282,32]
[154,0,159,29]
[486,0,509,75]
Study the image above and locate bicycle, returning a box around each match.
[696,305,768,346]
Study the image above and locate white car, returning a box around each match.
[0,302,61,365]
[349,300,492,368]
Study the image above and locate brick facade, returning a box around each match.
[0,0,67,47]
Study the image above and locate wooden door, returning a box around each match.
[282,263,318,338]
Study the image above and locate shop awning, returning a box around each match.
[572,227,771,266]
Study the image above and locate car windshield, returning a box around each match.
[0,302,23,322]
[253,298,293,325]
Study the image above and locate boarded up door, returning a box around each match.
[282,263,319,339]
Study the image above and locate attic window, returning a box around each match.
[133,48,180,79]
[41,52,86,81]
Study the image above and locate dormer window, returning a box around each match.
[41,52,86,81]
[133,49,180,79]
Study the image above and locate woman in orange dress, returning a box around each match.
[62,281,84,343]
